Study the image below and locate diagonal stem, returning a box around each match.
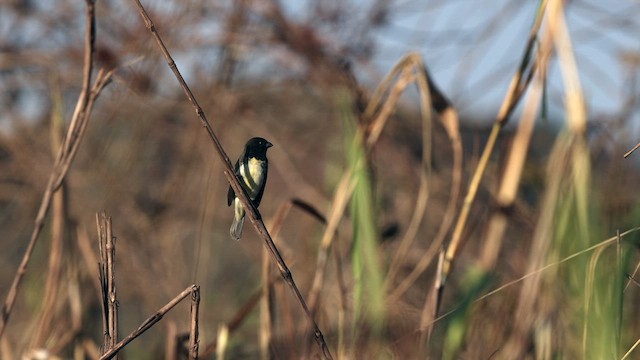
[130,1,333,358]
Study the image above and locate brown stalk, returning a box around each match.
[97,213,119,357]
[479,20,553,271]
[0,0,112,339]
[439,0,548,288]
[130,1,332,358]
[414,1,548,345]
[99,285,197,360]
[502,1,588,356]
[188,286,200,360]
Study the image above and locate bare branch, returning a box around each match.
[99,285,197,360]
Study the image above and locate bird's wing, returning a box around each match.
[227,158,240,206]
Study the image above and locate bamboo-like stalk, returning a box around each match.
[188,286,200,360]
[479,19,552,271]
[97,213,119,358]
[439,0,548,288]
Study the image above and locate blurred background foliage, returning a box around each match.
[1,0,639,359]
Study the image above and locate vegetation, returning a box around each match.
[1,0,639,359]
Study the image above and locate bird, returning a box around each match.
[227,137,273,240]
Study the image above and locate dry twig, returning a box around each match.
[99,285,197,360]
[624,142,640,158]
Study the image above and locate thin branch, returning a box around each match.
[99,285,197,360]
[130,1,332,358]
[624,142,640,158]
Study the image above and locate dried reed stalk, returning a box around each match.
[624,142,640,158]
[439,0,548,290]
[97,213,118,357]
[479,16,553,271]
[99,285,197,360]
[501,0,588,356]
[188,286,200,360]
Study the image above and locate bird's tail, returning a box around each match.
[230,214,245,241]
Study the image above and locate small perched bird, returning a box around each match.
[228,137,273,240]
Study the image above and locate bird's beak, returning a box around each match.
[266,141,273,148]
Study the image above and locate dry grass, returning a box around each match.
[1,0,639,359]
